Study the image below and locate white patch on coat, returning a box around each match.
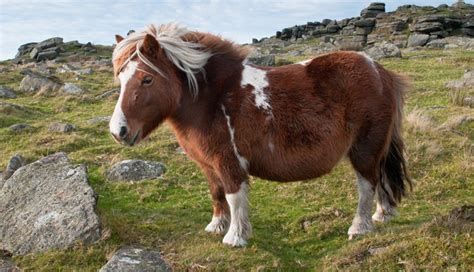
[241,64,271,112]
[348,173,375,239]
[268,140,275,153]
[109,61,138,137]
[205,214,230,234]
[221,105,249,171]
[297,59,313,66]
[223,182,252,247]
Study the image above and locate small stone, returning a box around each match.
[368,246,389,255]
[246,55,275,66]
[0,86,16,98]
[61,83,85,95]
[87,116,111,125]
[2,154,27,181]
[48,122,76,133]
[107,160,165,182]
[99,247,170,272]
[8,124,33,133]
[176,147,186,155]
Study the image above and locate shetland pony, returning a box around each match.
[109,24,412,247]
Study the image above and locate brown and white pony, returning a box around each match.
[109,24,412,247]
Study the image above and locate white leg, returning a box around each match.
[205,214,229,234]
[372,185,398,223]
[223,182,252,247]
[348,173,375,240]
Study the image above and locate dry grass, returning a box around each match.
[406,108,436,132]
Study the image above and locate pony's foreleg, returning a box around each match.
[202,167,230,234]
[348,173,375,240]
[222,181,252,247]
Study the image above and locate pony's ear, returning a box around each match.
[142,34,160,57]
[115,35,124,43]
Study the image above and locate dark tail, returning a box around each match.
[379,71,413,206]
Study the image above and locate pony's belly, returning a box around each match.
[248,154,338,182]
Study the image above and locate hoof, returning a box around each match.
[348,219,374,240]
[205,216,229,234]
[222,231,248,247]
[372,209,397,223]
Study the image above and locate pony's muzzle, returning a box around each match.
[110,126,140,146]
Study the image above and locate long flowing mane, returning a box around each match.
[112,23,249,96]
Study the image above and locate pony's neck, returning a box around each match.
[168,42,246,132]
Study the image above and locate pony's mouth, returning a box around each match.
[126,130,141,146]
[111,129,141,146]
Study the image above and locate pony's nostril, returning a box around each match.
[119,126,128,139]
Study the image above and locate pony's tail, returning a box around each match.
[379,72,413,206]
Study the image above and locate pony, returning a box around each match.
[109,23,412,247]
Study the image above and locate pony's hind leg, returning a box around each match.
[202,167,230,234]
[348,172,375,240]
[372,182,398,223]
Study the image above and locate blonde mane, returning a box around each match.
[113,23,212,96]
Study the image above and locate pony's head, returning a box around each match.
[109,24,211,146]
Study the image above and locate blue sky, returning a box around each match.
[0,0,469,60]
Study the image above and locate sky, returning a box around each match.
[0,0,470,60]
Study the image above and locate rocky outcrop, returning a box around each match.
[255,2,473,49]
[13,37,101,63]
[107,160,165,182]
[0,153,101,255]
[99,247,171,272]
[446,70,474,89]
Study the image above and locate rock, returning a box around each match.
[463,97,474,108]
[0,152,100,254]
[35,37,63,51]
[407,34,430,47]
[107,160,165,182]
[61,83,84,95]
[356,27,373,35]
[16,42,37,57]
[8,124,33,133]
[96,89,119,99]
[36,50,58,62]
[446,70,474,89]
[29,47,39,59]
[368,246,389,255]
[1,154,27,182]
[247,54,276,66]
[19,74,61,93]
[0,102,28,113]
[0,86,16,99]
[48,122,75,133]
[87,116,111,125]
[99,247,170,272]
[75,68,93,75]
[365,42,402,60]
[354,19,376,28]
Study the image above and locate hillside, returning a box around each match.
[1,2,473,271]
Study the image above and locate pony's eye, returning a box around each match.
[141,76,153,86]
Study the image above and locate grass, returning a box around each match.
[0,48,473,271]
